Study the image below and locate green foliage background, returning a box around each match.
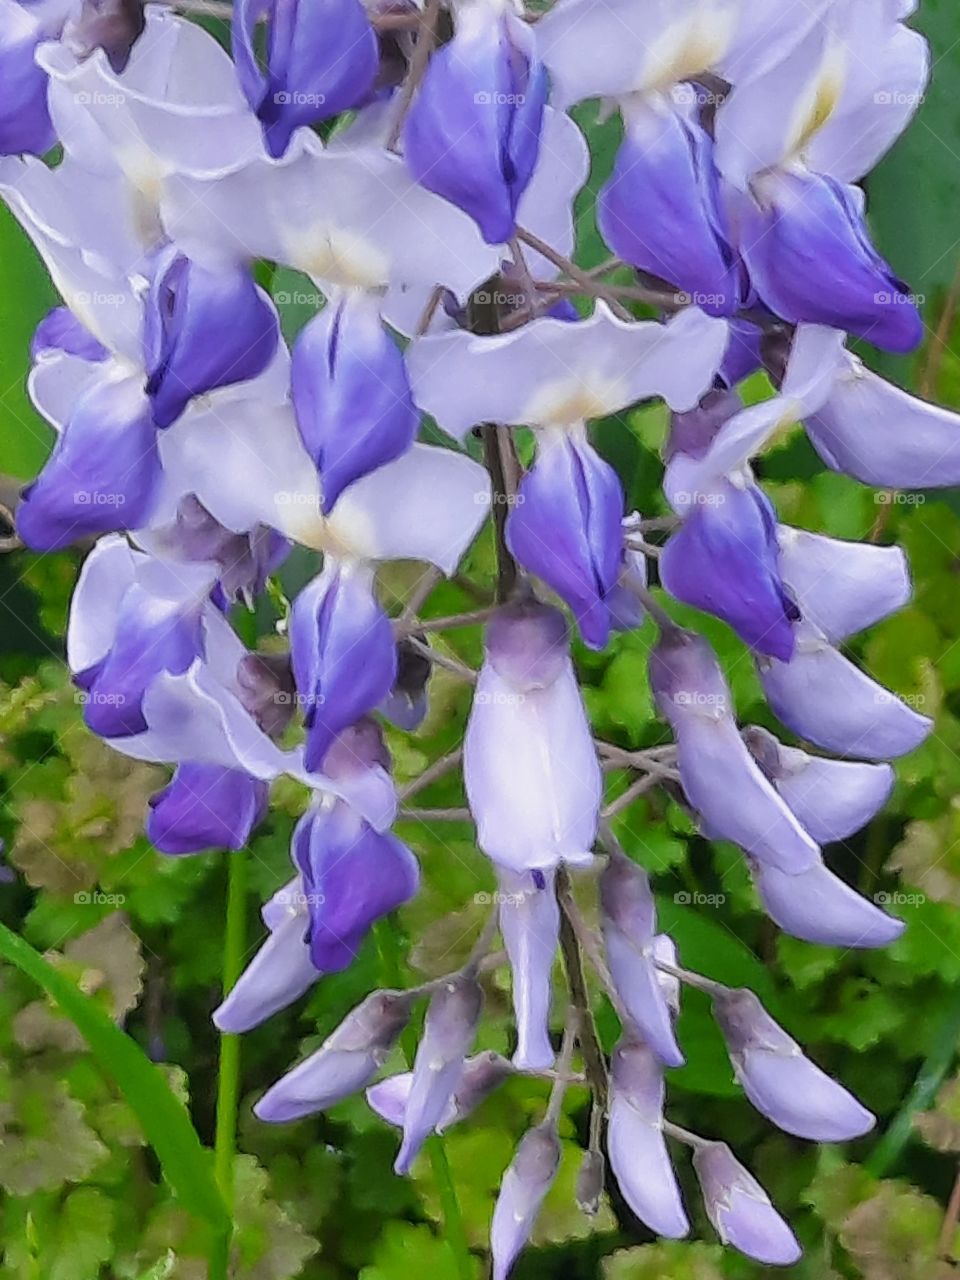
[3,9,960,1278]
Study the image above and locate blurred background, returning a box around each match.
[3,4,960,1278]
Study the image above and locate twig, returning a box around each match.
[399,806,474,822]
[602,772,662,818]
[516,227,634,322]
[546,1011,579,1126]
[556,866,609,1111]
[662,1120,712,1151]
[405,635,477,684]
[386,0,442,151]
[654,957,729,999]
[398,567,442,623]
[396,607,498,637]
[482,426,522,602]
[398,747,463,801]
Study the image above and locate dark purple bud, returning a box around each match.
[17,375,160,552]
[739,170,922,354]
[255,988,415,1122]
[713,987,874,1141]
[236,652,296,739]
[600,853,683,1068]
[290,565,397,773]
[599,99,739,317]
[661,479,799,661]
[490,1123,561,1280]
[651,629,819,875]
[143,247,278,429]
[234,0,378,158]
[292,294,418,515]
[381,635,432,731]
[507,433,625,650]
[147,762,268,854]
[576,1149,605,1217]
[395,972,483,1173]
[404,2,548,244]
[149,494,288,604]
[720,319,764,389]
[665,387,742,463]
[693,1141,801,1266]
[293,802,418,973]
[64,0,144,72]
[607,1038,688,1239]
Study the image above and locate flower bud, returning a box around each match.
[255,989,415,1122]
[491,1123,561,1280]
[713,987,874,1141]
[692,1141,800,1266]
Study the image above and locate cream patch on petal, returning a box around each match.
[524,378,621,429]
[288,222,390,291]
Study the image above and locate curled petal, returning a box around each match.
[758,622,932,761]
[214,912,319,1033]
[777,527,910,643]
[491,1124,561,1280]
[714,987,875,1141]
[608,1039,689,1238]
[693,1142,801,1266]
[147,762,268,854]
[752,857,905,949]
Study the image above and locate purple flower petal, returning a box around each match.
[214,908,319,1032]
[143,248,278,429]
[17,374,160,552]
[607,1038,689,1238]
[0,1,55,156]
[404,6,547,244]
[291,293,418,514]
[507,433,624,649]
[395,972,482,1173]
[234,0,378,158]
[290,564,398,773]
[661,481,798,661]
[758,622,932,760]
[738,171,922,354]
[599,98,739,317]
[693,1142,801,1266]
[147,762,268,854]
[743,725,894,844]
[491,1124,561,1280]
[714,987,875,1141]
[498,868,559,1070]
[751,857,905,949]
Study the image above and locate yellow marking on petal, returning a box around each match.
[287,223,390,291]
[644,6,735,92]
[117,147,168,247]
[525,380,620,429]
[787,43,847,162]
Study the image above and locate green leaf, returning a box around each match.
[0,920,230,1245]
[0,202,56,479]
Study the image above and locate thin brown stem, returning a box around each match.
[482,426,522,602]
[399,806,474,822]
[556,867,610,1112]
[386,0,442,150]
[396,607,498,636]
[516,227,634,322]
[404,636,477,684]
[398,747,463,801]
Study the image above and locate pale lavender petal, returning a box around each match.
[213,913,319,1033]
[396,973,483,1173]
[743,725,895,844]
[408,304,729,441]
[807,358,960,488]
[758,623,932,761]
[491,1124,561,1280]
[693,1142,801,1266]
[777,527,910,643]
[600,853,683,1068]
[498,868,559,1071]
[651,629,819,873]
[256,989,414,1121]
[608,1039,689,1238]
[714,988,875,1141]
[752,857,905,949]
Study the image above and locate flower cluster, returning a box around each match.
[0,0,950,1271]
